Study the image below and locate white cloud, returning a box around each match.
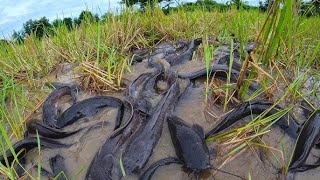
[0,0,121,37]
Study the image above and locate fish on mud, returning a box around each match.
[178,64,240,82]
[43,86,77,127]
[0,137,70,167]
[167,116,211,172]
[167,38,202,65]
[139,157,182,180]
[86,105,147,180]
[141,116,243,179]
[205,100,301,139]
[121,78,181,174]
[24,121,82,139]
[56,96,124,130]
[287,110,320,180]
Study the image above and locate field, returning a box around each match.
[0,2,320,179]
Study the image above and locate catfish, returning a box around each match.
[25,121,82,139]
[142,116,243,179]
[0,137,70,167]
[56,96,124,130]
[287,110,320,180]
[43,86,77,127]
[167,116,211,172]
[139,157,182,180]
[205,100,301,139]
[85,102,148,180]
[122,79,180,174]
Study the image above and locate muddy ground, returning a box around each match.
[18,41,320,180]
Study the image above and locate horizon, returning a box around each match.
[0,0,262,39]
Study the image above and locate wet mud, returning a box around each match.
[2,39,320,180]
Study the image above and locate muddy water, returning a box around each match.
[20,45,320,180]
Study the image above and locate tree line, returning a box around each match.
[12,10,100,42]
[10,0,320,43]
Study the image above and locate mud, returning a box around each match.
[4,39,320,180]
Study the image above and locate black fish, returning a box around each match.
[205,100,301,139]
[0,137,70,167]
[25,121,82,139]
[167,38,202,65]
[85,103,146,180]
[287,110,320,180]
[165,116,243,179]
[139,157,182,180]
[167,116,211,172]
[178,64,240,82]
[56,96,124,130]
[122,79,180,174]
[126,72,154,114]
[43,86,77,127]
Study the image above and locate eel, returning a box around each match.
[205,100,301,139]
[24,121,82,139]
[43,86,77,127]
[0,137,70,167]
[139,157,182,180]
[56,96,124,130]
[287,110,320,180]
[167,116,211,172]
[122,78,180,174]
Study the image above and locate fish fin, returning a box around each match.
[192,124,205,139]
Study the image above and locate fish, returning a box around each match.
[287,110,320,180]
[43,86,77,127]
[122,79,180,174]
[24,121,82,139]
[178,64,240,82]
[85,102,147,180]
[56,96,124,130]
[166,116,243,179]
[205,100,301,139]
[167,116,211,172]
[0,137,70,167]
[167,38,202,65]
[139,157,182,180]
[126,72,154,114]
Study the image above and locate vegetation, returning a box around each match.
[0,0,319,179]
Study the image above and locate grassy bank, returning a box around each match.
[0,4,319,179]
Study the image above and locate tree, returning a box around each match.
[12,30,24,43]
[74,10,99,25]
[259,0,269,12]
[121,0,170,10]
[23,17,52,39]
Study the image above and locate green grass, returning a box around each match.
[0,3,319,179]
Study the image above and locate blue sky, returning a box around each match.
[0,0,261,38]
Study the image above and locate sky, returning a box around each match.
[0,0,261,38]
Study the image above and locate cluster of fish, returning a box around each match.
[1,38,320,180]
